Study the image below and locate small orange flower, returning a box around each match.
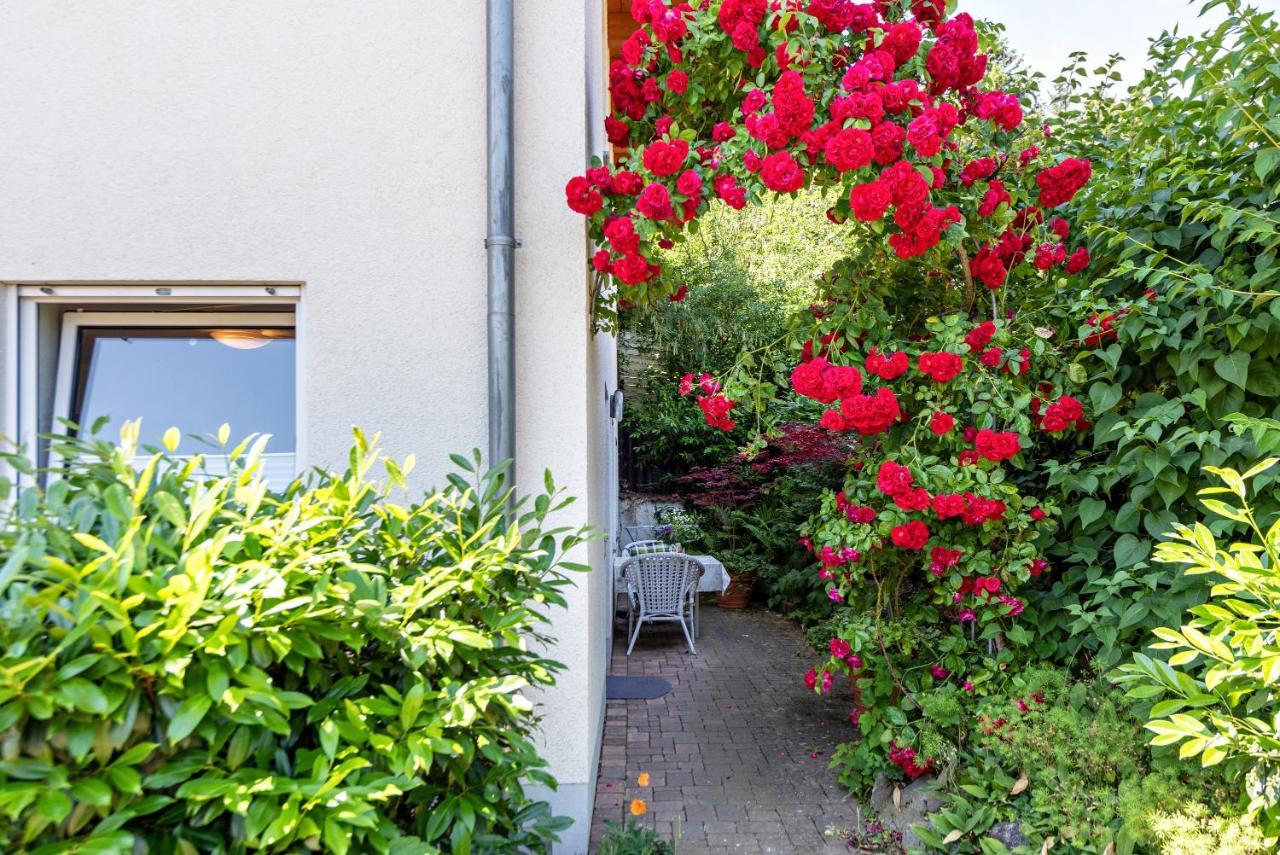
[637,772,650,787]
[629,799,647,817]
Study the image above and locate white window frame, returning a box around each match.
[3,282,304,486]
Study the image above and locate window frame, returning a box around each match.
[4,283,303,486]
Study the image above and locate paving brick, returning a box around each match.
[589,608,861,852]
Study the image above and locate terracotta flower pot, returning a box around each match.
[716,571,755,609]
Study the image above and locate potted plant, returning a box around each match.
[716,551,766,609]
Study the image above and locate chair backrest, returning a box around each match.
[623,539,681,556]
[624,552,698,614]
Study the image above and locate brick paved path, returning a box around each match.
[589,606,860,854]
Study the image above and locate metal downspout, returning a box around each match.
[486,0,517,485]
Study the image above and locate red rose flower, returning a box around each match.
[931,493,965,520]
[697,393,736,431]
[849,179,892,221]
[918,352,963,383]
[1036,157,1092,208]
[960,157,997,187]
[876,460,915,496]
[613,252,653,285]
[865,349,909,379]
[565,176,603,216]
[978,180,1011,217]
[636,183,674,220]
[760,150,806,192]
[929,411,955,435]
[894,487,932,512]
[790,357,863,403]
[642,139,690,177]
[824,127,874,173]
[974,429,1022,462]
[676,169,704,198]
[605,116,630,146]
[890,521,930,550]
[970,246,1007,290]
[714,174,748,209]
[818,408,847,431]
[1041,395,1085,432]
[666,70,689,93]
[964,321,996,352]
[1065,247,1090,274]
[840,387,901,435]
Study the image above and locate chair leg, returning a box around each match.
[679,614,697,655]
[626,603,634,653]
[627,615,644,655]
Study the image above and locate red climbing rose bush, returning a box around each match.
[567,0,1097,789]
[790,308,1085,789]
[570,0,1093,322]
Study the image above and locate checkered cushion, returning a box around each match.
[624,540,682,556]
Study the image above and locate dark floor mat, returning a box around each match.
[605,675,672,700]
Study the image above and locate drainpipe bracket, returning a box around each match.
[485,235,523,248]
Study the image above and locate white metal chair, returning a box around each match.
[620,552,703,655]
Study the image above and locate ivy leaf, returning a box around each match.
[1213,351,1250,389]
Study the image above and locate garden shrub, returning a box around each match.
[1118,772,1266,855]
[1116,455,1280,845]
[0,424,586,854]
[918,668,1264,854]
[1039,4,1280,668]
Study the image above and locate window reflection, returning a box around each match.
[73,326,295,479]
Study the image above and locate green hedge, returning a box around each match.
[0,425,588,854]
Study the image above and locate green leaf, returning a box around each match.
[1213,351,1250,389]
[70,777,114,808]
[1078,498,1106,528]
[1114,535,1150,568]
[1256,147,1280,181]
[56,678,111,715]
[167,696,213,743]
[1090,381,1123,414]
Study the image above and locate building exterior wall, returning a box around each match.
[0,2,611,851]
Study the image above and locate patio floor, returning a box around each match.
[589,605,861,854]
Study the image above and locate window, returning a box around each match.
[57,313,296,482]
[6,284,301,486]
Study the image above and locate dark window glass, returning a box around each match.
[72,326,295,453]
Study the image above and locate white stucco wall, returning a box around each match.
[0,2,611,851]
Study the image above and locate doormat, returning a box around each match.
[605,675,672,700]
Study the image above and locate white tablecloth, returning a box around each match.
[612,554,731,594]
